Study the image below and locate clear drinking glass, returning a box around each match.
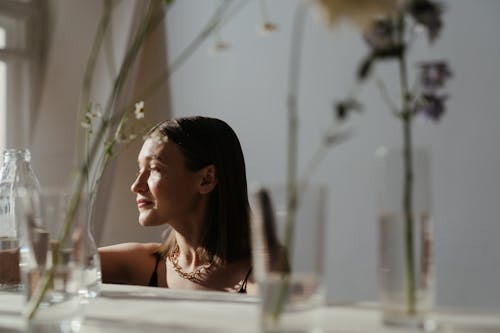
[377,147,436,330]
[250,184,327,333]
[80,195,101,299]
[18,189,86,333]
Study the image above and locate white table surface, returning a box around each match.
[1,284,499,333]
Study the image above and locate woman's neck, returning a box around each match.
[174,232,209,268]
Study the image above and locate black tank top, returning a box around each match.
[147,253,252,293]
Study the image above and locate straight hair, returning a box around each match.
[153,116,250,265]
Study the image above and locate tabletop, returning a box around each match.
[1,284,499,333]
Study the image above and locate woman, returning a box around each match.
[100,116,254,294]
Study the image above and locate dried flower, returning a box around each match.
[331,0,451,317]
[257,21,278,35]
[80,104,103,130]
[134,101,145,119]
[406,0,443,42]
[415,93,448,121]
[419,61,452,91]
[363,19,397,52]
[313,0,397,29]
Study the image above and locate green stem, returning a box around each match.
[397,17,416,316]
[76,0,113,166]
[272,2,307,321]
[26,0,169,320]
[88,0,237,197]
[25,167,88,320]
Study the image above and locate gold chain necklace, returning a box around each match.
[167,246,213,282]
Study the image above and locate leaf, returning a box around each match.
[357,54,374,81]
[334,98,363,121]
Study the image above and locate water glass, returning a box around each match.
[18,189,86,333]
[250,184,327,333]
[377,147,436,330]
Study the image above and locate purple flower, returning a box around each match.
[415,93,448,121]
[363,19,396,52]
[406,0,443,42]
[419,61,452,90]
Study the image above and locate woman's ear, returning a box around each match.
[198,164,217,194]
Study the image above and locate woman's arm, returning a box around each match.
[99,242,161,286]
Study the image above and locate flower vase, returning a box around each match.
[18,189,87,332]
[250,184,327,333]
[376,147,436,330]
[80,195,102,299]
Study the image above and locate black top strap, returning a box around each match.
[148,252,162,287]
[238,267,252,294]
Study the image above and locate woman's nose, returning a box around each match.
[131,172,147,194]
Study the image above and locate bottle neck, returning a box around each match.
[1,149,40,191]
[2,149,31,165]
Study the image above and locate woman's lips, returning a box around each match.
[136,199,153,208]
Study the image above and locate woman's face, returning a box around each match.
[131,138,201,227]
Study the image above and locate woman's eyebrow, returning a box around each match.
[146,154,167,165]
[137,154,166,165]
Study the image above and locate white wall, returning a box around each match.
[32,0,500,309]
[162,0,500,308]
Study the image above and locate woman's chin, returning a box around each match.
[138,211,154,226]
[138,214,164,227]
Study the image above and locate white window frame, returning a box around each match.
[0,0,46,151]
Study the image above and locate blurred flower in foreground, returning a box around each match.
[415,93,448,121]
[257,21,278,35]
[134,101,145,119]
[313,0,397,28]
[419,61,452,91]
[406,0,443,42]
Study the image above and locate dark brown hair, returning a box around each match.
[153,116,250,265]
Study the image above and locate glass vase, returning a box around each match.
[376,147,436,330]
[80,195,101,299]
[250,183,327,333]
[18,189,87,333]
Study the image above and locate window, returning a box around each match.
[0,0,46,152]
[0,27,6,150]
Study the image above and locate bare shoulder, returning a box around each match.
[99,242,162,285]
[99,242,161,255]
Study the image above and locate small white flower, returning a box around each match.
[81,121,91,129]
[134,101,145,119]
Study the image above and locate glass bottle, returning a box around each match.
[0,149,40,290]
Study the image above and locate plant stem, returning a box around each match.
[25,166,88,319]
[271,1,307,322]
[397,17,416,316]
[26,0,168,320]
[76,0,113,166]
